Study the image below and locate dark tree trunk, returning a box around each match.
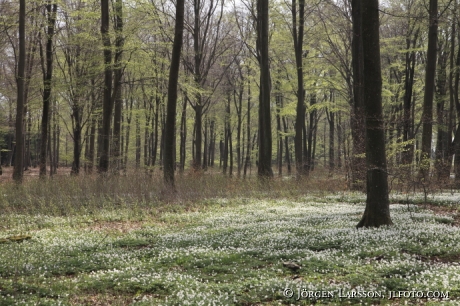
[180,98,187,173]
[356,0,392,228]
[13,0,26,182]
[71,107,81,175]
[402,28,419,166]
[257,0,273,178]
[292,0,306,178]
[203,118,208,170]
[98,0,113,173]
[163,0,185,187]
[420,0,438,179]
[244,73,251,178]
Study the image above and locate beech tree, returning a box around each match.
[356,0,392,227]
[39,1,57,177]
[420,0,438,179]
[13,0,26,182]
[98,0,113,173]
[256,0,273,178]
[164,0,186,187]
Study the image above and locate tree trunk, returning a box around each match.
[293,0,306,178]
[244,72,251,178]
[163,0,185,187]
[13,0,26,182]
[257,0,273,178]
[40,1,57,178]
[420,0,438,179]
[112,0,124,173]
[98,0,113,173]
[180,97,187,173]
[356,0,392,228]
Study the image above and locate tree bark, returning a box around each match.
[39,2,57,178]
[292,0,306,178]
[356,0,392,228]
[164,0,185,187]
[98,0,113,173]
[13,0,26,183]
[112,0,124,173]
[257,0,273,178]
[420,0,438,179]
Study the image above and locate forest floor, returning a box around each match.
[0,172,459,305]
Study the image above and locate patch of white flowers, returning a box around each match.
[1,194,460,304]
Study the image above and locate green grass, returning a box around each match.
[0,173,460,305]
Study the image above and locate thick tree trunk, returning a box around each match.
[163,0,185,187]
[356,0,392,228]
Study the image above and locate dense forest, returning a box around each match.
[0,0,458,190]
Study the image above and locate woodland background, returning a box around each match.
[0,0,456,188]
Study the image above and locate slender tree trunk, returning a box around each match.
[152,95,160,167]
[71,107,81,175]
[293,0,306,178]
[180,98,187,173]
[402,28,419,166]
[164,0,185,187]
[135,112,141,169]
[276,93,283,176]
[39,3,57,178]
[420,0,438,179]
[257,0,273,178]
[357,0,392,228]
[306,93,316,173]
[327,107,335,173]
[244,73,251,178]
[283,117,291,175]
[13,0,26,182]
[203,118,208,170]
[98,0,113,173]
[112,0,124,173]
